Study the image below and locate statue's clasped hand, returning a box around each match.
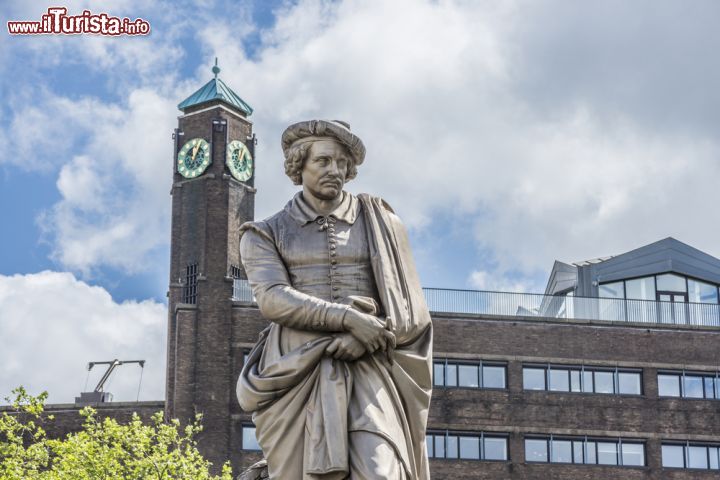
[342,308,396,361]
[325,333,366,361]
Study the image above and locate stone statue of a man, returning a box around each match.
[237,120,433,479]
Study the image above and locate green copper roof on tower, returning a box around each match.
[178,59,253,116]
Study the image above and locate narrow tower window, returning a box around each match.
[183,263,198,304]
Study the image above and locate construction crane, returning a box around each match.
[75,359,145,405]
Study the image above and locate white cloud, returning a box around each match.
[198,0,720,289]
[32,89,178,275]
[0,271,166,404]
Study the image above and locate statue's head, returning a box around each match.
[281,120,366,189]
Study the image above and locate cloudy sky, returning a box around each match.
[1,0,719,404]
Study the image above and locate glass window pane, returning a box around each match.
[625,277,656,300]
[459,436,480,460]
[658,374,681,396]
[582,371,594,393]
[552,440,572,463]
[597,442,618,465]
[446,364,457,387]
[594,371,615,394]
[688,446,709,469]
[622,443,645,466]
[657,273,687,292]
[705,377,716,399]
[662,445,685,468]
[525,439,548,462]
[586,441,597,464]
[458,364,479,387]
[434,435,445,458]
[433,363,444,387]
[688,279,719,304]
[709,447,719,470]
[447,435,458,458]
[570,370,582,392]
[618,372,642,395]
[523,368,546,390]
[426,435,434,458]
[573,441,584,464]
[483,365,506,389]
[600,281,625,298]
[684,376,704,398]
[484,437,507,461]
[242,426,261,451]
[549,369,570,391]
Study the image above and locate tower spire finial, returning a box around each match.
[212,57,220,80]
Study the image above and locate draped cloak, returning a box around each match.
[237,193,433,479]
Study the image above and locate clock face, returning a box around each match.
[177,138,211,178]
[226,140,253,182]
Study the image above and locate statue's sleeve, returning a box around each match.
[239,223,349,331]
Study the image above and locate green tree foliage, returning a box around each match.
[0,387,233,480]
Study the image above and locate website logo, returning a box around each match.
[7,7,151,36]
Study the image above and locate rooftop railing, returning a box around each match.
[232,279,720,328]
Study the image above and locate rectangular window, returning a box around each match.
[229,264,243,279]
[688,446,708,469]
[684,375,704,398]
[433,362,444,386]
[597,442,618,465]
[484,436,508,461]
[688,279,719,304]
[705,377,716,400]
[427,431,508,461]
[570,370,582,392]
[618,372,642,395]
[551,440,572,463]
[586,441,597,464]
[573,441,584,464]
[622,443,645,466]
[710,447,720,470]
[447,434,458,458]
[458,364,479,388]
[525,439,548,462]
[662,444,685,468]
[625,277,656,301]
[434,435,445,458]
[582,370,594,393]
[434,360,507,389]
[662,442,720,470]
[446,364,457,387]
[182,263,198,304]
[523,365,641,396]
[482,365,506,389]
[659,371,720,399]
[241,425,261,451]
[459,436,480,460]
[594,371,615,394]
[526,436,643,467]
[549,369,570,392]
[523,367,546,390]
[657,273,687,292]
[658,374,681,397]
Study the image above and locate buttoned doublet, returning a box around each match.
[238,192,432,480]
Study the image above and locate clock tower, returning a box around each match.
[166,61,256,470]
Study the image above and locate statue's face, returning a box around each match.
[301,139,350,201]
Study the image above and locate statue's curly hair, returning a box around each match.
[284,141,359,186]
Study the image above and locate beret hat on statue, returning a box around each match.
[281,120,366,165]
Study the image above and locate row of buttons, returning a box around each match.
[318,216,340,301]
